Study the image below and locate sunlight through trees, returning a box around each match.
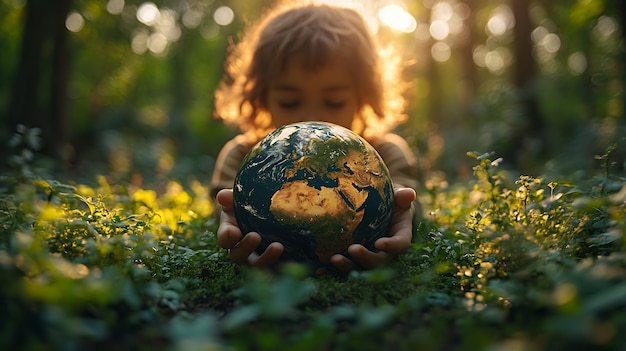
[0,0,624,180]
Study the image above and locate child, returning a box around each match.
[211,1,421,273]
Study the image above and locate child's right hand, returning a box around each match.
[216,189,284,267]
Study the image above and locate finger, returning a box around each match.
[394,187,416,208]
[314,266,329,277]
[375,233,411,254]
[374,188,415,254]
[348,244,392,270]
[215,189,244,250]
[330,253,359,274]
[217,223,243,249]
[216,208,243,249]
[228,232,262,264]
[216,189,234,210]
[249,242,284,268]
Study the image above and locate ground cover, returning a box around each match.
[1,148,625,351]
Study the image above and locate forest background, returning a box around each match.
[1,1,626,350]
[1,0,624,187]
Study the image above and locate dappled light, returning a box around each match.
[539,33,561,54]
[431,41,451,62]
[136,2,159,26]
[106,0,124,15]
[567,51,588,75]
[213,6,234,26]
[1,0,620,183]
[17,0,615,184]
[132,3,182,54]
[378,4,416,33]
[61,0,619,86]
[182,7,203,29]
[486,5,514,36]
[65,11,84,33]
[429,19,449,40]
[595,15,618,39]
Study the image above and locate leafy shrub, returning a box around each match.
[0,146,625,350]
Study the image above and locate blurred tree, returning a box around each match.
[5,0,73,167]
[458,0,478,110]
[610,0,626,123]
[510,0,543,167]
[0,0,622,179]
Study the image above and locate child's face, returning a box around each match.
[266,54,359,130]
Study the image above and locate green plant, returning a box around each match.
[1,147,625,350]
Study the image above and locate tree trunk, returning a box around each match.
[6,0,73,165]
[617,0,626,122]
[511,0,543,169]
[7,0,47,130]
[458,0,478,111]
[51,0,73,166]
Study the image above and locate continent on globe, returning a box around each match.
[232,121,394,267]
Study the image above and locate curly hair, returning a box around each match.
[213,1,408,140]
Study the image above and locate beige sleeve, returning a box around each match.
[372,133,422,219]
[210,135,253,199]
[372,133,418,190]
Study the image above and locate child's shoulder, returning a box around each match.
[222,133,257,151]
[368,132,416,162]
[369,132,411,150]
[216,134,259,165]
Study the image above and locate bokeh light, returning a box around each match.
[130,2,183,55]
[148,32,168,54]
[531,26,549,43]
[137,2,160,26]
[432,1,454,21]
[213,6,234,26]
[540,33,561,53]
[472,45,511,74]
[154,8,181,42]
[378,4,417,33]
[473,45,488,68]
[131,29,149,54]
[65,11,84,33]
[106,0,124,15]
[567,52,588,76]
[487,15,507,36]
[593,16,617,41]
[182,8,204,29]
[430,19,449,40]
[486,5,514,36]
[65,0,588,81]
[431,41,451,62]
[484,48,508,74]
[531,25,561,64]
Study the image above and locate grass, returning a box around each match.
[1,147,625,350]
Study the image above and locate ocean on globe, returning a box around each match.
[233,121,394,267]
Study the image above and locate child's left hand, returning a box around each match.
[325,187,416,274]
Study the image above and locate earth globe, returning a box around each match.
[232,121,394,267]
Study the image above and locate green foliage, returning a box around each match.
[5,124,43,179]
[3,0,624,182]
[1,145,625,350]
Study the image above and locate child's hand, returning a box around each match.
[328,187,416,274]
[216,187,415,273]
[215,189,284,267]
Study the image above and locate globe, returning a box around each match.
[233,121,394,267]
